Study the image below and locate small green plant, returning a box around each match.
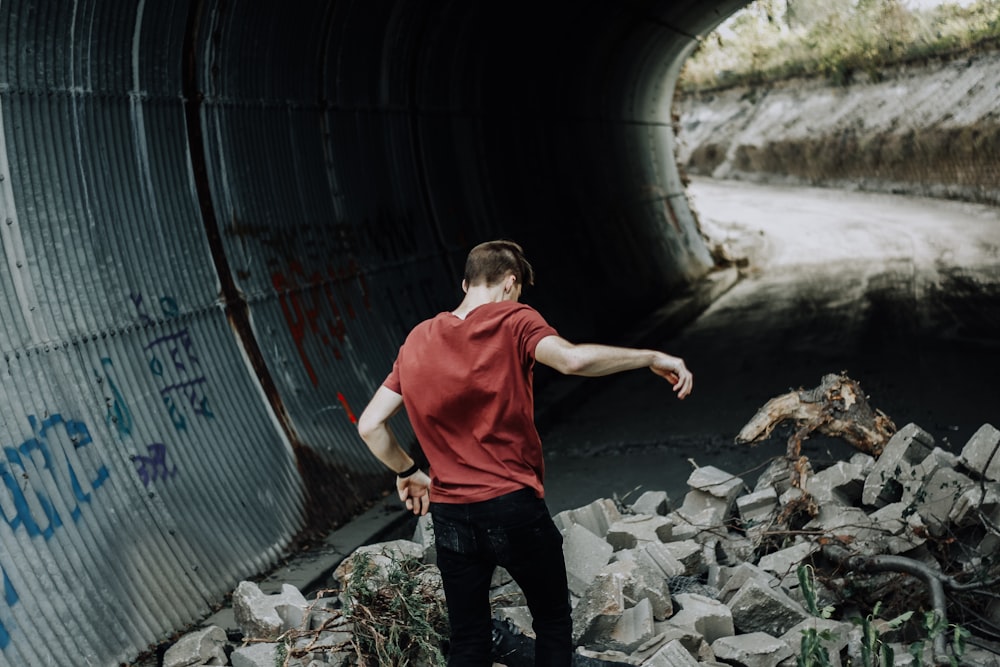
[797,564,838,667]
[854,601,912,667]
[904,611,972,667]
[344,550,449,666]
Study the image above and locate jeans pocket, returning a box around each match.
[432,513,479,555]
[487,512,562,566]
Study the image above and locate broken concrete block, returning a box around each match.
[688,466,744,506]
[914,466,975,536]
[711,631,794,667]
[653,625,716,662]
[960,423,1000,481]
[755,459,794,496]
[606,514,673,550]
[716,534,756,566]
[553,498,623,538]
[603,557,673,620]
[631,490,670,516]
[807,459,868,506]
[717,562,781,604]
[232,581,308,641]
[230,642,278,667]
[672,493,730,540]
[572,570,626,646]
[862,423,935,507]
[669,592,735,644]
[162,625,228,667]
[949,481,1000,526]
[598,597,656,653]
[728,578,809,637]
[737,487,779,526]
[563,523,614,596]
[634,541,686,579]
[644,638,701,667]
[756,541,817,577]
[661,540,705,576]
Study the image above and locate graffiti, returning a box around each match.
[336,392,357,424]
[132,292,214,431]
[0,414,109,539]
[144,330,214,430]
[96,357,133,438]
[0,565,16,649]
[133,443,177,487]
[271,260,371,386]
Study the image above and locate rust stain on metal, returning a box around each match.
[182,0,366,535]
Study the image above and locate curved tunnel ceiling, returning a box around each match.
[0,1,746,663]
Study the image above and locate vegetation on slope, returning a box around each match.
[679,0,1000,91]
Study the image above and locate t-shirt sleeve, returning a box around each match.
[383,356,402,394]
[512,305,559,362]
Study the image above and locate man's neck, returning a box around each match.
[452,284,507,320]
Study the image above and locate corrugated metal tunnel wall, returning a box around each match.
[0,1,740,664]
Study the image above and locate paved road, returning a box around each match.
[540,177,1000,514]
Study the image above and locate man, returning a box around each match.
[357,240,693,666]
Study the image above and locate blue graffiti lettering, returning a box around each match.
[0,565,15,649]
[133,443,178,487]
[0,415,108,539]
[97,357,133,438]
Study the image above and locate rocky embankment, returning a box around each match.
[674,49,1000,206]
[159,412,1000,666]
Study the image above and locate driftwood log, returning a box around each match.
[736,372,897,464]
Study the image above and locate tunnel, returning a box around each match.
[0,1,758,663]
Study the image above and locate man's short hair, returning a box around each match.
[464,240,536,288]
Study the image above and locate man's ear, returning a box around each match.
[461,279,468,293]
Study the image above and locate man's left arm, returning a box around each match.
[357,386,430,515]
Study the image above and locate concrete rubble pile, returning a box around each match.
[164,422,1000,667]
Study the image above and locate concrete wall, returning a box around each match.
[676,49,1000,205]
[0,1,740,663]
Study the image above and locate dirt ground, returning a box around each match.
[539,176,1000,514]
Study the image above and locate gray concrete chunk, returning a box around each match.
[599,597,656,653]
[914,466,975,536]
[728,578,809,636]
[711,631,795,667]
[572,570,626,646]
[636,541,687,579]
[756,542,817,577]
[232,581,308,641]
[553,498,623,538]
[644,638,701,667]
[737,487,779,525]
[960,423,1000,481]
[230,642,278,667]
[163,625,228,667]
[688,466,744,508]
[631,490,671,516]
[563,522,614,596]
[862,423,935,507]
[606,514,674,550]
[669,592,735,644]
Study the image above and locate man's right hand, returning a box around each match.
[397,470,431,516]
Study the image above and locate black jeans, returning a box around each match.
[431,488,572,667]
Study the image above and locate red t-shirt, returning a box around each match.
[383,301,558,503]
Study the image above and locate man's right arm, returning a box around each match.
[534,335,693,399]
